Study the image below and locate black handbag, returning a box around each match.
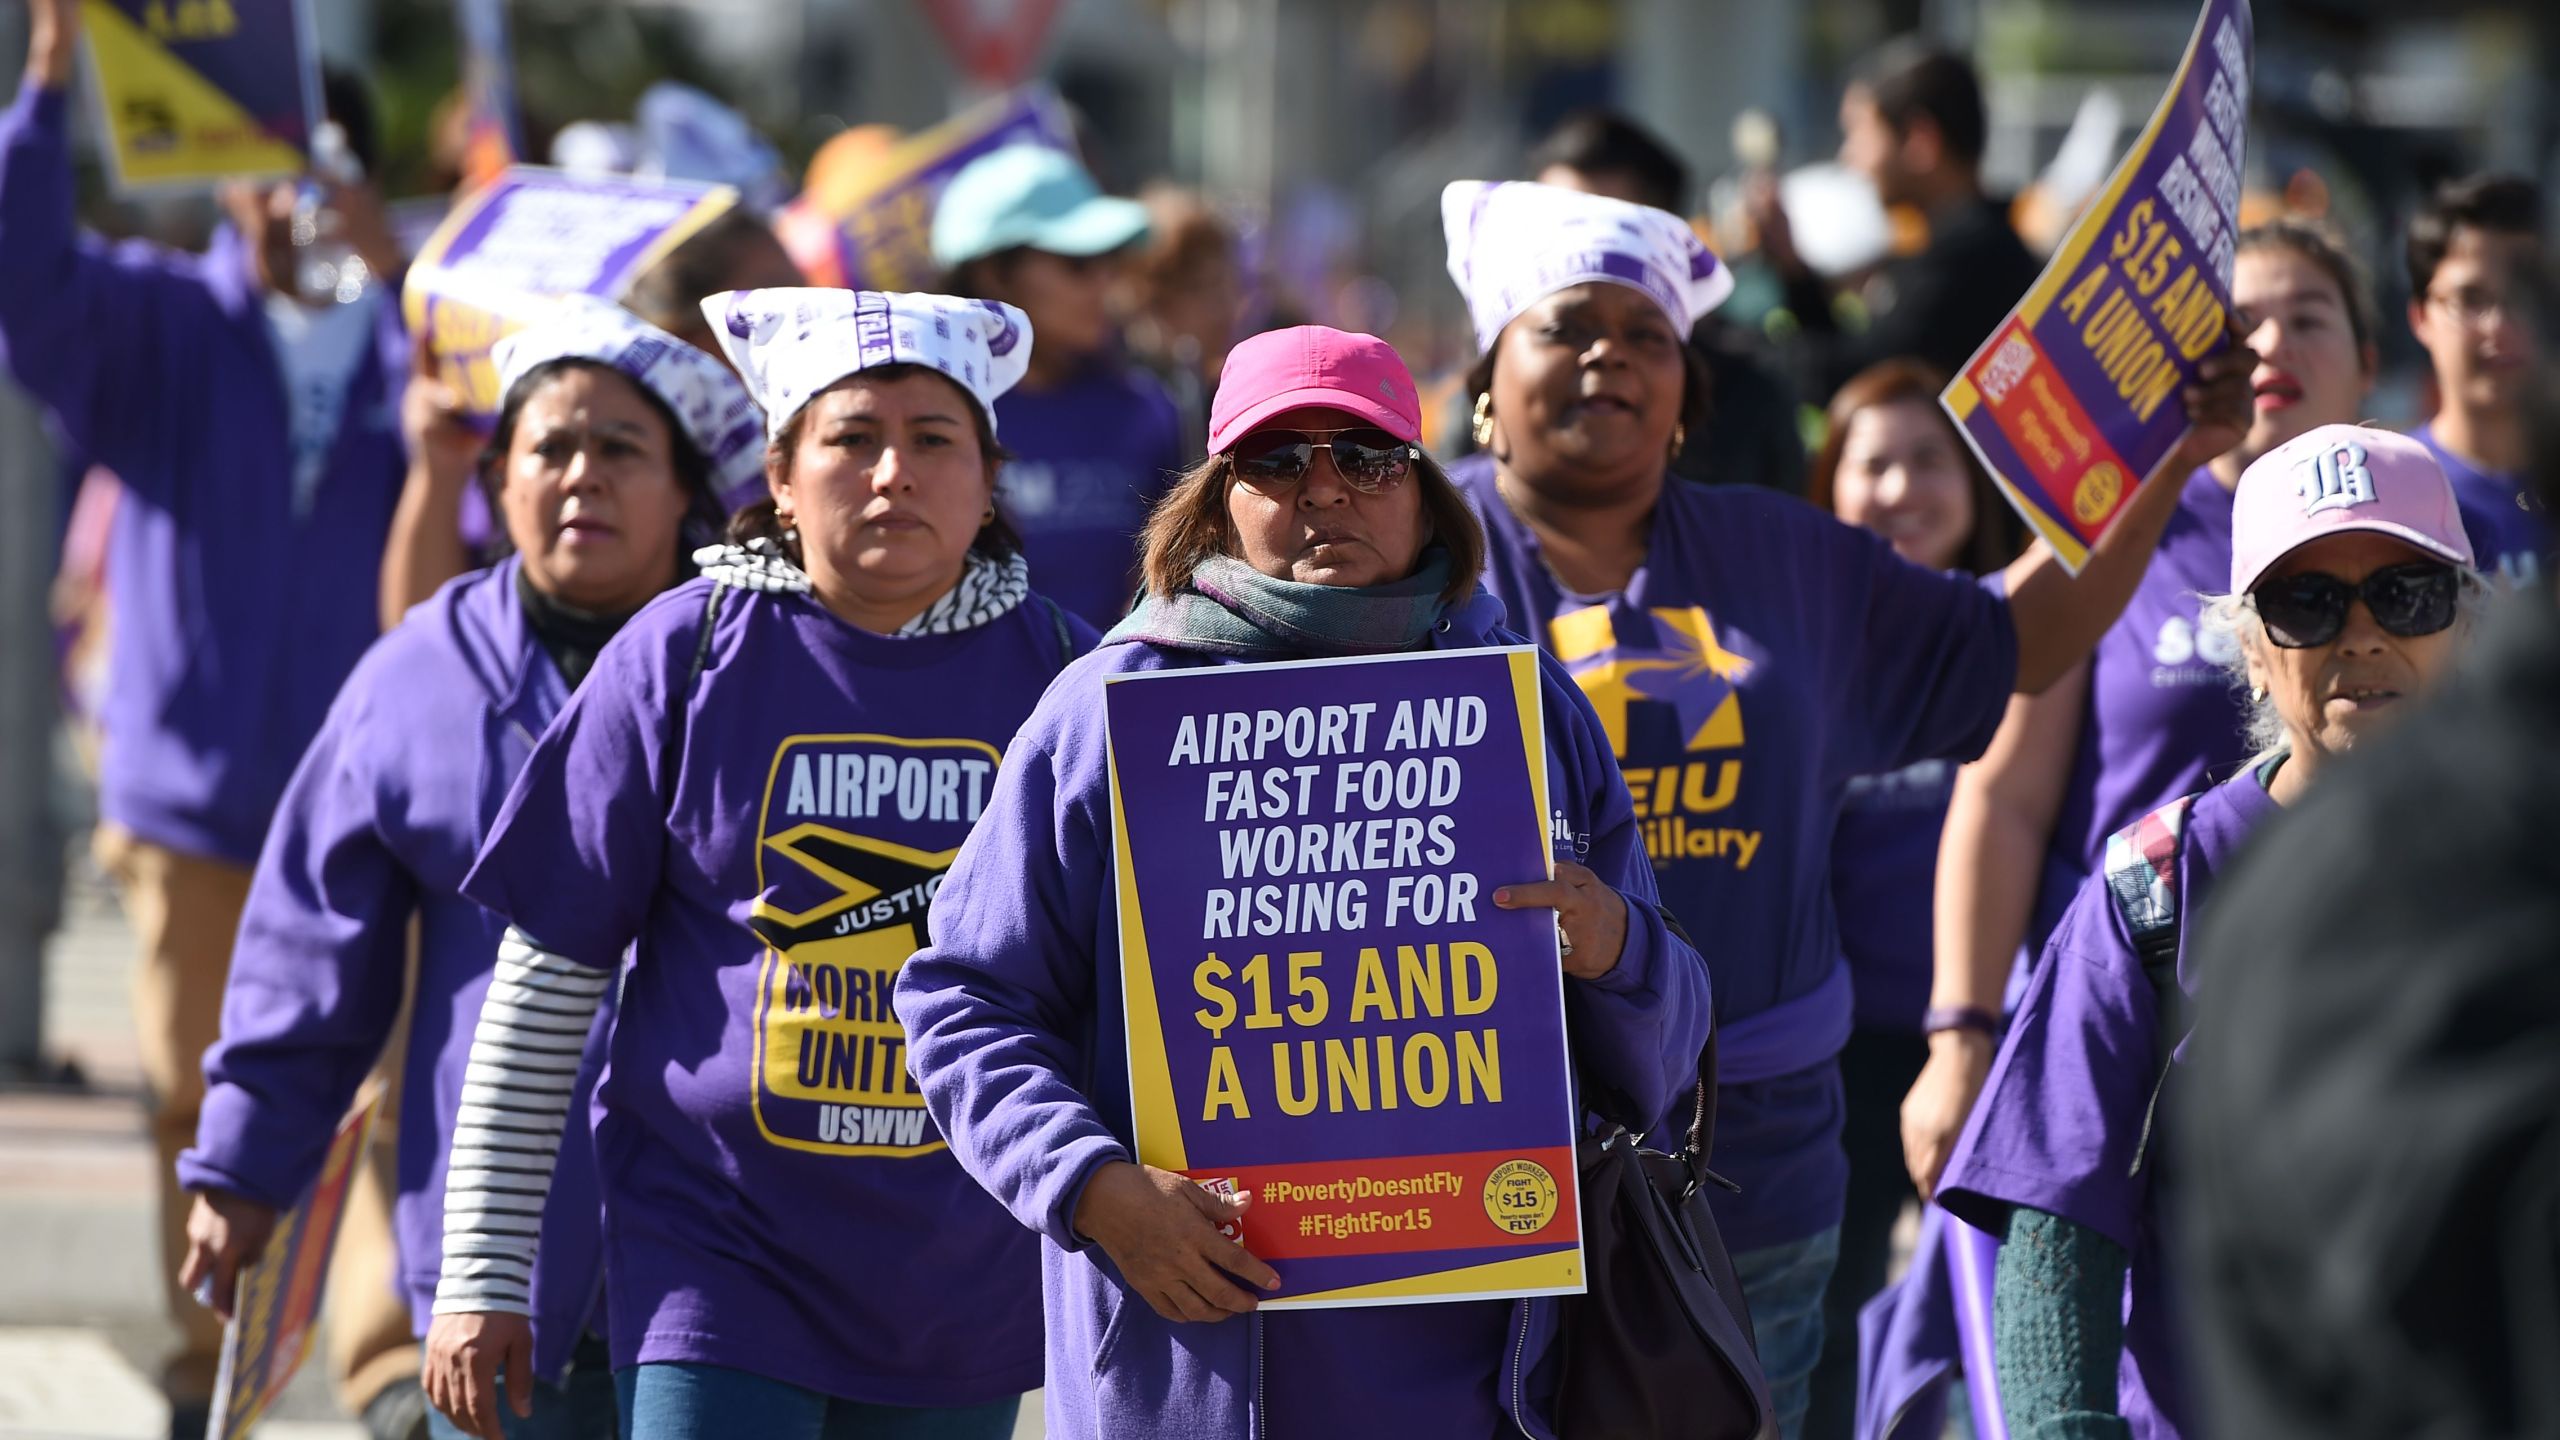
[1558,1030,1778,1439]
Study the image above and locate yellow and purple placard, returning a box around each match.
[207,1096,379,1440]
[1943,0,2252,572]
[778,85,1075,291]
[79,0,320,191]
[1105,648,1585,1309]
[402,166,738,424]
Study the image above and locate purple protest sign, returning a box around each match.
[81,0,321,190]
[777,86,1076,291]
[1105,648,1585,1308]
[1944,0,2253,571]
[401,166,739,423]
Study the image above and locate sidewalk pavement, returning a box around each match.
[0,853,1044,1440]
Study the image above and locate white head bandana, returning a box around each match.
[700,288,1034,440]
[1441,180,1735,353]
[491,297,768,508]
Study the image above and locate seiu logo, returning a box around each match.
[2296,440,2376,515]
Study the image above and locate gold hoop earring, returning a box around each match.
[1471,392,1495,448]
[982,507,996,525]
[1669,423,1688,458]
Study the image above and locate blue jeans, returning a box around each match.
[1733,1225,1842,1440]
[427,1333,619,1440]
[613,1363,1020,1440]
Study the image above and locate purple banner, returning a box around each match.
[1105,648,1585,1308]
[777,86,1075,291]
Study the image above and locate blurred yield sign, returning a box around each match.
[918,0,1062,88]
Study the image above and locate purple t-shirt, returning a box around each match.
[994,361,1184,628]
[1937,763,2278,1440]
[1459,457,2018,1251]
[2038,469,2249,944]
[1833,757,1957,1033]
[460,580,1089,1405]
[2416,422,2548,589]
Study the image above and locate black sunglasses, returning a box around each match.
[1230,427,1419,493]
[2247,561,2460,649]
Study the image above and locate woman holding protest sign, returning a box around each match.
[1438,179,2254,1435]
[179,298,760,1440]
[1901,223,2403,1204]
[1800,358,2027,1437]
[426,289,1088,1440]
[1935,425,2486,1440]
[933,143,1186,627]
[896,324,1715,1439]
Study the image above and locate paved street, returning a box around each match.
[0,858,361,1439]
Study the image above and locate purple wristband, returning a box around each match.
[1922,1004,1999,1037]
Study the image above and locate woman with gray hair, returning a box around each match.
[1929,423,2485,1440]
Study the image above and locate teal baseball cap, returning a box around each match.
[929,144,1151,269]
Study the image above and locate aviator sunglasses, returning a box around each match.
[1230,427,1421,494]
[2246,560,2460,649]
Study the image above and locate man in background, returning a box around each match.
[1753,40,2042,404]
[2406,173,2547,585]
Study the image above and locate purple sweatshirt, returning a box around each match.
[1939,764,2280,1440]
[896,591,1715,1440]
[0,86,408,866]
[993,361,1184,628]
[2035,470,2246,945]
[458,579,1091,1404]
[178,560,608,1381]
[2416,422,2548,589]
[1456,456,2018,1254]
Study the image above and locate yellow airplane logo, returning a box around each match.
[1548,604,1753,758]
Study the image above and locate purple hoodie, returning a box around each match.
[178,560,609,1382]
[896,591,1715,1440]
[0,85,407,866]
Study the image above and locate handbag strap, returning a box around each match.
[1652,901,1731,1193]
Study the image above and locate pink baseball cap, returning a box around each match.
[2229,423,2476,594]
[1207,325,1424,455]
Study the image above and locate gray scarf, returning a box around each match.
[1104,550,1456,659]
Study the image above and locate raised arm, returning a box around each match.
[380,344,485,628]
[1,0,213,488]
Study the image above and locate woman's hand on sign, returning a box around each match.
[425,1310,535,1440]
[2167,328,2261,473]
[402,339,482,495]
[1494,861,1629,981]
[1072,1160,1279,1323]
[175,1188,278,1321]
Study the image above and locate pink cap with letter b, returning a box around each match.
[1207,325,1424,455]
[2228,424,2475,594]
